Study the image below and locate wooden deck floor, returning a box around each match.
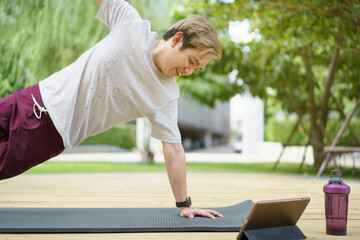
[0,172,359,240]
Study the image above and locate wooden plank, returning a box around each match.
[317,98,360,176]
[324,146,360,153]
[0,172,359,239]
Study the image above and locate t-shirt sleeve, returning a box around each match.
[96,0,142,31]
[148,99,182,143]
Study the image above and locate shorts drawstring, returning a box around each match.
[32,94,48,119]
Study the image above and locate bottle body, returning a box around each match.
[324,192,349,235]
[323,170,351,236]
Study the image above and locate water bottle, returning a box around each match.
[323,170,351,235]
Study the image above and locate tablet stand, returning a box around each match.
[238,224,306,240]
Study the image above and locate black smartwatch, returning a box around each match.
[176,197,192,208]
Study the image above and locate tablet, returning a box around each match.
[236,197,310,240]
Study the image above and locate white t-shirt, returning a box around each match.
[39,0,181,148]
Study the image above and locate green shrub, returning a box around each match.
[265,118,309,144]
[266,118,360,146]
[326,119,360,146]
[80,123,136,150]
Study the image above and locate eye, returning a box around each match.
[189,58,194,65]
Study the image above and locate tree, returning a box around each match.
[0,0,108,98]
[174,0,360,170]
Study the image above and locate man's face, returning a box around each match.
[161,32,211,78]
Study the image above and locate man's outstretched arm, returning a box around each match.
[162,142,223,219]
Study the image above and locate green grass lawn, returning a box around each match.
[25,161,360,180]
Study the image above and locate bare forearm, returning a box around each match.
[162,142,223,219]
[162,142,187,202]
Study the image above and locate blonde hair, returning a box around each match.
[163,15,222,61]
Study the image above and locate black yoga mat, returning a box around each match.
[0,200,254,233]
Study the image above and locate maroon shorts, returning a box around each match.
[0,84,64,180]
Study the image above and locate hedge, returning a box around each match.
[80,123,136,150]
[266,118,360,146]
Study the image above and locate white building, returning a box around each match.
[231,93,264,154]
[137,95,231,153]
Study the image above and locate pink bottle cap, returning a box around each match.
[323,170,351,194]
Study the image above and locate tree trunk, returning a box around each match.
[302,41,342,171]
[307,72,325,170]
[309,125,325,170]
[140,150,154,164]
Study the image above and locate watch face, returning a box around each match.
[176,197,191,207]
[187,197,192,206]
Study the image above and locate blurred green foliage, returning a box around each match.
[266,119,360,147]
[80,123,136,149]
[0,0,108,97]
[174,0,360,168]
[265,118,309,145]
[174,0,360,107]
[326,120,360,147]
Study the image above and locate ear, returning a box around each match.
[171,32,184,48]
